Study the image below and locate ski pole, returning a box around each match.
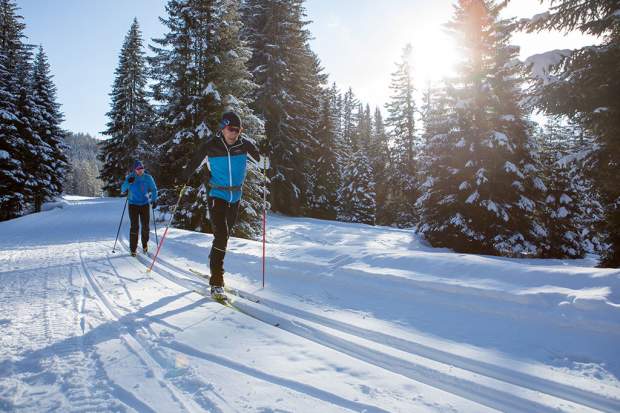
[147,185,187,272]
[261,156,269,288]
[112,196,128,253]
[151,202,159,246]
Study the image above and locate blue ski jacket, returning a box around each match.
[121,173,158,206]
[186,132,260,203]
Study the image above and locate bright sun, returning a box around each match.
[409,26,459,86]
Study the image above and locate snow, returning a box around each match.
[492,131,508,146]
[504,161,518,174]
[1,197,619,412]
[556,206,570,218]
[530,12,550,24]
[0,150,9,160]
[525,49,572,84]
[465,191,479,204]
[203,82,221,102]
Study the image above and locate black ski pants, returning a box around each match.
[208,197,240,287]
[128,204,150,252]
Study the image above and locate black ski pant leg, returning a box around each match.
[128,204,150,252]
[128,204,139,253]
[139,204,150,249]
[208,197,240,287]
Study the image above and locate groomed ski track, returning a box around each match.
[121,236,620,413]
[1,197,619,412]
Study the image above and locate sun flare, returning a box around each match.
[410,26,459,86]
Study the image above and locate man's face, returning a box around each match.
[135,167,145,176]
[222,125,241,144]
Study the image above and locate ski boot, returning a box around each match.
[210,286,227,301]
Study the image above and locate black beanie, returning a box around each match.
[220,111,242,129]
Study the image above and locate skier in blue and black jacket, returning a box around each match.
[121,160,158,256]
[185,111,260,299]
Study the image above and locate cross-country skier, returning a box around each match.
[185,111,260,300]
[121,160,158,256]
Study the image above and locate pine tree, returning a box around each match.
[369,107,392,224]
[99,18,153,196]
[30,46,68,209]
[524,0,620,267]
[150,0,265,238]
[538,119,585,258]
[384,43,418,227]
[337,100,376,224]
[306,85,339,219]
[340,87,358,150]
[63,132,104,197]
[418,0,547,256]
[242,0,323,216]
[339,148,376,225]
[0,0,30,220]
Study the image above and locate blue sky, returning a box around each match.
[18,0,594,137]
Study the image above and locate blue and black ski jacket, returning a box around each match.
[187,133,260,203]
[121,173,158,206]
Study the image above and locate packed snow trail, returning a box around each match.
[1,196,619,412]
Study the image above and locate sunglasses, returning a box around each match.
[226,126,241,133]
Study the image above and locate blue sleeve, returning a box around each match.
[149,176,158,202]
[121,176,130,194]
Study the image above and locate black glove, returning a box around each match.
[151,200,157,208]
[128,176,135,184]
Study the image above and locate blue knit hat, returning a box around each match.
[134,160,144,170]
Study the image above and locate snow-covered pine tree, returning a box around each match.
[418,0,547,256]
[523,0,620,267]
[30,46,69,209]
[150,0,265,238]
[99,18,153,197]
[338,101,376,224]
[340,87,358,151]
[63,132,104,197]
[384,43,418,227]
[334,87,357,217]
[242,0,324,216]
[338,147,376,225]
[298,51,327,214]
[370,107,392,225]
[538,119,585,258]
[306,85,340,220]
[416,80,452,220]
[0,0,30,220]
[3,2,60,214]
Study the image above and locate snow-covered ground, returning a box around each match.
[1,196,619,412]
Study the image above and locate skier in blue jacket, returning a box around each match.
[121,160,158,256]
[185,111,260,299]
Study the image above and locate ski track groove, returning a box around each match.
[129,236,620,413]
[118,237,399,413]
[0,245,125,412]
[78,241,229,413]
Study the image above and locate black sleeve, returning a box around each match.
[245,139,260,163]
[182,140,209,181]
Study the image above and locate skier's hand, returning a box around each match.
[151,200,157,208]
[128,176,135,184]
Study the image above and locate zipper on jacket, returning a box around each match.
[221,137,244,203]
